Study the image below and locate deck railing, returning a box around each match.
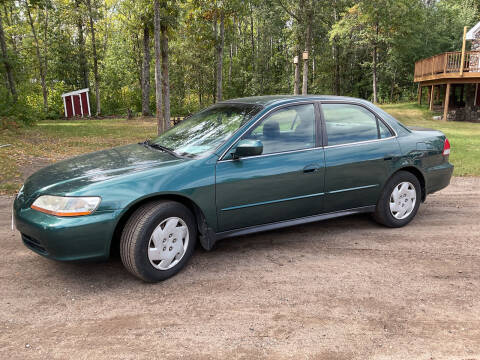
[414,51,480,81]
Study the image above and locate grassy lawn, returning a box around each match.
[1,103,479,194]
[0,118,156,194]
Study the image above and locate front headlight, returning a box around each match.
[31,195,101,217]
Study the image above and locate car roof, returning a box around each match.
[220,95,368,107]
[219,95,411,137]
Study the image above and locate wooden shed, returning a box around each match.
[61,88,91,118]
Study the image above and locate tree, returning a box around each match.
[215,7,225,102]
[154,0,163,134]
[2,0,479,124]
[86,0,101,115]
[75,0,89,90]
[141,21,151,116]
[25,0,48,110]
[161,22,169,125]
[302,0,313,95]
[277,0,313,95]
[158,0,180,128]
[0,8,16,101]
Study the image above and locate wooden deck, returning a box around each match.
[414,51,480,83]
[414,27,480,121]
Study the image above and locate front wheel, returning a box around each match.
[374,171,421,228]
[120,201,197,282]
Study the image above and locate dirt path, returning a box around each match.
[1,177,479,360]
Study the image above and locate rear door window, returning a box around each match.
[322,103,392,146]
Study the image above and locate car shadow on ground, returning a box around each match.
[37,212,379,288]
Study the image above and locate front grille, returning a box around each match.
[22,234,48,255]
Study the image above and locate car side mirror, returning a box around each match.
[233,139,263,158]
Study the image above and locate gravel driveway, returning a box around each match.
[1,177,479,360]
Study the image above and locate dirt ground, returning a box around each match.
[0,177,479,360]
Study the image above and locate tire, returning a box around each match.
[373,171,421,228]
[120,200,197,282]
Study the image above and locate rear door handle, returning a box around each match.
[384,155,395,161]
[303,164,321,173]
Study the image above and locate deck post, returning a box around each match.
[460,26,467,76]
[443,83,451,121]
[417,84,422,104]
[475,84,479,106]
[430,85,435,111]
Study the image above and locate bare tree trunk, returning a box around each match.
[229,43,232,85]
[198,72,203,107]
[154,0,163,134]
[372,46,378,103]
[75,0,89,90]
[0,11,16,101]
[333,44,340,95]
[86,0,100,116]
[294,62,299,95]
[43,3,49,91]
[332,2,340,95]
[216,10,224,102]
[133,33,142,91]
[249,1,255,72]
[372,23,378,103]
[141,22,151,116]
[161,23,170,129]
[25,0,47,111]
[302,0,311,95]
[390,70,396,102]
[294,46,301,95]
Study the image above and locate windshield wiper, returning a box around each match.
[141,140,181,158]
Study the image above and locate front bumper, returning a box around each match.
[14,198,120,261]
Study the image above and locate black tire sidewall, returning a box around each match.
[134,203,197,282]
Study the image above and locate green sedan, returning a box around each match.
[14,96,453,282]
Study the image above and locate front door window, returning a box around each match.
[241,104,316,155]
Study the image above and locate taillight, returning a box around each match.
[443,138,451,156]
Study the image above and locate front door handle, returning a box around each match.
[303,163,321,173]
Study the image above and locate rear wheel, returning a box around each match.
[374,171,421,228]
[120,201,197,282]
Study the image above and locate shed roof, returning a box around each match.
[61,88,89,97]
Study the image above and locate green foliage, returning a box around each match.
[1,0,480,121]
[0,88,36,127]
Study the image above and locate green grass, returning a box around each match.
[380,103,480,177]
[0,117,156,194]
[1,104,479,194]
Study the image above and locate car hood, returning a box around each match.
[22,143,186,199]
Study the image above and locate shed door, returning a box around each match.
[81,92,89,116]
[73,95,81,116]
[65,96,73,118]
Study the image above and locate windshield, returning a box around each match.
[151,103,263,157]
